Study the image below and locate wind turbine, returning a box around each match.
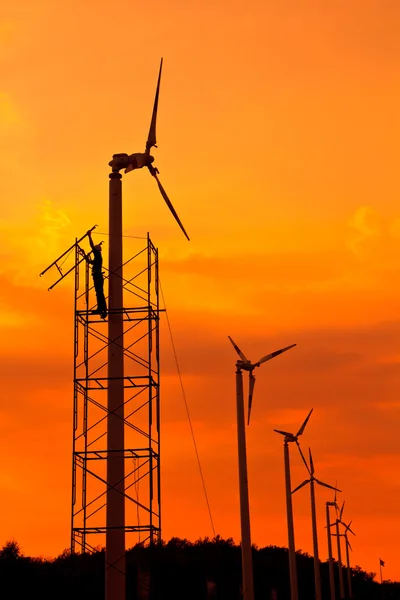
[339,519,356,599]
[274,409,314,600]
[292,449,341,600]
[106,59,189,600]
[109,58,189,240]
[331,496,346,600]
[228,336,296,600]
[325,496,337,600]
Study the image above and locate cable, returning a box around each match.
[59,247,74,269]
[160,280,216,538]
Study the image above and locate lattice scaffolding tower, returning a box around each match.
[40,229,161,555]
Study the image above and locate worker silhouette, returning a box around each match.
[86,230,107,319]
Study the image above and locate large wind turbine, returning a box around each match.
[106,59,189,600]
[274,409,313,600]
[292,449,340,600]
[228,337,296,600]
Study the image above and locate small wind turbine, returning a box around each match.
[228,336,296,600]
[340,519,356,599]
[292,448,341,600]
[331,495,346,600]
[109,58,189,241]
[325,496,337,600]
[274,409,314,600]
[379,558,385,585]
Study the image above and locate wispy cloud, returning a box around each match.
[346,205,382,257]
[0,199,74,284]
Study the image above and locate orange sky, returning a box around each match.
[1,0,400,583]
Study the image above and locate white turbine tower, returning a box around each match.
[274,409,314,600]
[228,336,296,600]
[292,448,341,600]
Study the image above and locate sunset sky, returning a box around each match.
[1,0,400,583]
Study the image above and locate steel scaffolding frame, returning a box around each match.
[68,233,161,554]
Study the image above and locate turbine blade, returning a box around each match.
[146,58,163,153]
[255,343,296,367]
[342,520,355,536]
[296,441,311,474]
[273,429,294,438]
[309,448,315,476]
[347,523,356,537]
[347,538,353,552]
[343,520,352,532]
[340,501,345,520]
[315,478,342,492]
[296,408,314,437]
[248,372,256,425]
[292,479,310,494]
[149,169,190,240]
[228,336,250,363]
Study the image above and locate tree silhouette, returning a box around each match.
[0,537,398,599]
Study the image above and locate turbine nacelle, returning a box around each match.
[109,152,155,172]
[274,430,297,443]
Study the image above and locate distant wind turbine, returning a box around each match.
[338,519,356,599]
[331,494,346,600]
[292,448,341,600]
[379,558,385,584]
[274,408,313,600]
[228,336,296,600]
[325,495,337,600]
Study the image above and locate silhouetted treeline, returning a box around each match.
[0,537,399,599]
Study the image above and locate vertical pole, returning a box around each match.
[284,442,298,600]
[71,240,79,554]
[155,245,161,542]
[326,504,335,600]
[82,259,89,553]
[336,521,345,599]
[106,171,126,600]
[380,562,383,585]
[147,235,153,541]
[310,480,322,600]
[235,367,254,600]
[345,539,352,599]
